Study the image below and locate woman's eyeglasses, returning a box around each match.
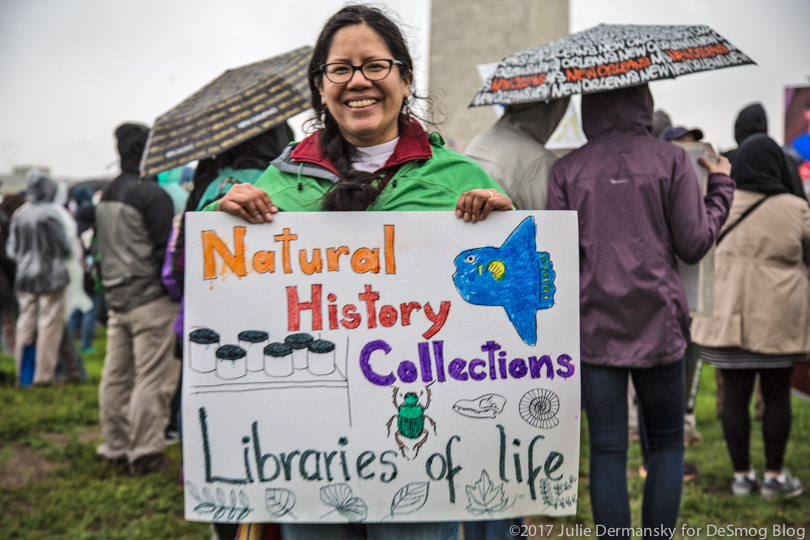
[320,59,403,84]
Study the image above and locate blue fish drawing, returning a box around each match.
[453,216,555,345]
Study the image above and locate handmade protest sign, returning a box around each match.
[183,211,580,523]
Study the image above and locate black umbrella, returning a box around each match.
[470,24,755,107]
[141,45,312,177]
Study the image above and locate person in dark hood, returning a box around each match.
[692,133,808,498]
[719,102,766,165]
[465,97,569,211]
[722,103,805,200]
[186,121,295,214]
[71,186,96,237]
[729,103,768,159]
[7,172,73,385]
[547,84,734,537]
[95,122,180,475]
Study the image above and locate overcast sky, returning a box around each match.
[1,0,808,179]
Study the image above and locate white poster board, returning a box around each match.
[675,141,717,317]
[183,211,580,524]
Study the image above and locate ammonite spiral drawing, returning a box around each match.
[519,388,560,429]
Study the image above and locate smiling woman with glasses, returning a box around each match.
[212,7,513,534]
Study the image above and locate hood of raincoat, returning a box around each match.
[731,133,802,197]
[8,172,73,294]
[116,123,150,173]
[581,84,653,141]
[498,97,570,145]
[733,103,767,144]
[26,171,59,203]
[215,121,296,170]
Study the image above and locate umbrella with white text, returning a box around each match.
[141,46,312,177]
[470,24,755,107]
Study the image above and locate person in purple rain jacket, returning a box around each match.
[547,83,734,539]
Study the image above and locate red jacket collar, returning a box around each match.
[290,116,433,175]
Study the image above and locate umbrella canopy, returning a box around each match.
[141,45,312,177]
[470,24,754,107]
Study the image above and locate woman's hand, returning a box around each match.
[455,189,513,223]
[217,184,279,224]
[699,155,732,177]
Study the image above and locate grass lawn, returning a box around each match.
[1,331,808,539]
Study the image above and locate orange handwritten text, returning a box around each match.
[664,44,729,62]
[201,225,397,280]
[489,74,547,92]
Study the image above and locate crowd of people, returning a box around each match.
[1,4,807,540]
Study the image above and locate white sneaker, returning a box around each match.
[761,471,803,499]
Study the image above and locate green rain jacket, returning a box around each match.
[208,117,505,212]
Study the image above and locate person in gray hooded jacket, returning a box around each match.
[95,122,179,475]
[7,172,72,385]
[465,97,569,211]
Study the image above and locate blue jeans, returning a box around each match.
[582,359,685,540]
[66,295,101,351]
[279,522,459,540]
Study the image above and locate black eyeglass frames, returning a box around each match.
[320,59,404,84]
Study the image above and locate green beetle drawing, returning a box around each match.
[386,386,437,460]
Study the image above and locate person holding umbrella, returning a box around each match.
[213,5,511,540]
[547,84,734,537]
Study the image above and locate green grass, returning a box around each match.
[0,330,210,540]
[526,365,810,539]
[1,334,808,539]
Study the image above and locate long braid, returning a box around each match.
[319,112,385,211]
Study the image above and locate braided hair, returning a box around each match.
[307,5,416,211]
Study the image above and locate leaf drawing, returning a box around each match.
[319,483,368,523]
[338,497,368,523]
[539,475,578,510]
[185,481,253,521]
[389,482,430,517]
[465,470,515,516]
[320,483,353,508]
[186,481,203,503]
[265,488,298,520]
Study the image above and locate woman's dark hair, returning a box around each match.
[307,5,417,211]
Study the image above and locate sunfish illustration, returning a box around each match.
[453,216,555,345]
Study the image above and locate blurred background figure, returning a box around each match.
[0,194,26,360]
[465,97,569,211]
[95,122,179,475]
[7,172,73,385]
[652,109,673,138]
[188,121,294,213]
[722,103,805,201]
[721,103,769,165]
[157,166,191,215]
[66,186,101,354]
[660,125,703,144]
[691,134,807,499]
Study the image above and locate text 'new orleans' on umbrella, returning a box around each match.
[141,45,312,177]
[470,24,755,107]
